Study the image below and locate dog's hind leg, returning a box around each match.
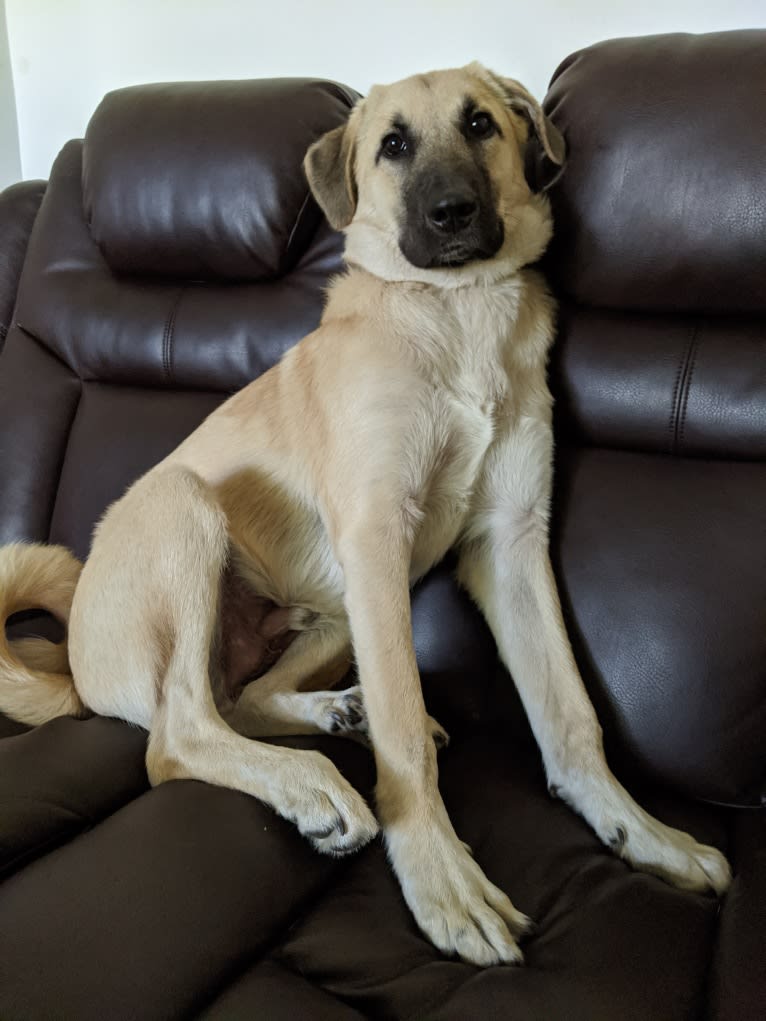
[222,621,370,739]
[144,467,378,857]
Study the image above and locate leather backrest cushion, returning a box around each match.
[545,30,766,313]
[14,141,345,393]
[551,304,766,461]
[542,29,766,805]
[554,446,766,806]
[0,79,351,550]
[82,79,358,280]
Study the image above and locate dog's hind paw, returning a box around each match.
[318,689,449,753]
[320,687,368,736]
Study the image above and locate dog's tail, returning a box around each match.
[0,543,88,725]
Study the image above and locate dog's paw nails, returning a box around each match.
[300,795,378,857]
[319,686,368,736]
[278,751,379,857]
[605,813,733,897]
[392,829,527,967]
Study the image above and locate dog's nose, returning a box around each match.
[428,195,478,234]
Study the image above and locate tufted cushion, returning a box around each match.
[83,79,358,280]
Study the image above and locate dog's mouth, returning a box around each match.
[429,225,505,268]
[399,218,505,270]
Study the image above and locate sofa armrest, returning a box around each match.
[0,180,46,355]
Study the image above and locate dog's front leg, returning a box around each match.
[458,418,731,895]
[337,510,530,966]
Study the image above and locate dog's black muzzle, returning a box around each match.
[399,166,504,269]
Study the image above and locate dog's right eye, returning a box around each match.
[381,133,408,159]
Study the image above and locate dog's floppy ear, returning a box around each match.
[485,70,566,167]
[304,109,360,230]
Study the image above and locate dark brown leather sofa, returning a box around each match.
[0,29,763,1021]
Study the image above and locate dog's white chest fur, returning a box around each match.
[399,276,546,581]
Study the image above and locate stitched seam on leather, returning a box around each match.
[668,326,697,455]
[161,287,185,385]
[669,336,694,453]
[677,330,700,450]
[0,323,8,339]
[285,189,313,270]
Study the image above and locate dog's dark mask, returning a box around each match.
[381,109,506,269]
[398,160,504,269]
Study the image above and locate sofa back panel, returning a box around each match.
[552,305,766,460]
[0,79,353,562]
[15,143,346,392]
[167,222,344,392]
[49,385,224,560]
[83,78,358,281]
[545,30,766,313]
[554,447,766,804]
[0,180,46,356]
[16,142,183,388]
[0,328,80,545]
[544,30,766,804]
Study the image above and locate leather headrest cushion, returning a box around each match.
[544,30,766,313]
[83,78,357,281]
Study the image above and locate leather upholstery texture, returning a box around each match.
[0,31,763,1021]
[83,78,359,280]
[544,28,765,807]
[0,180,45,355]
[544,30,766,313]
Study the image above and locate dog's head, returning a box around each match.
[305,64,564,285]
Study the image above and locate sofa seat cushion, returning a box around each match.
[0,724,734,1021]
[0,716,147,878]
[709,811,766,1021]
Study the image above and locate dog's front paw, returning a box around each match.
[269,749,379,857]
[387,821,531,966]
[607,811,732,895]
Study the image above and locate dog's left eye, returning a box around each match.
[468,112,496,139]
[381,133,408,159]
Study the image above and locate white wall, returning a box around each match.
[5,0,766,181]
[0,0,21,189]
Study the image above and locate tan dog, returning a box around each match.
[0,64,730,966]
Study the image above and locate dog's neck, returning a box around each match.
[342,193,553,291]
